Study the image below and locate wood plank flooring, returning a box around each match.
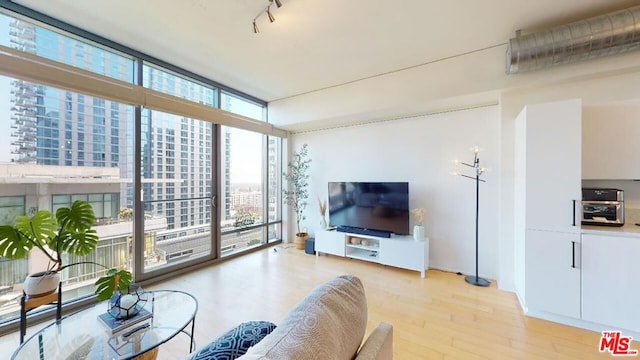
[0,244,632,359]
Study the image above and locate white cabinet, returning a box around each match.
[525,230,581,318]
[582,106,640,180]
[520,99,582,233]
[380,237,429,278]
[514,99,583,319]
[315,229,429,277]
[315,229,345,256]
[582,233,640,332]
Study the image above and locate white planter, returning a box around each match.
[413,225,425,241]
[24,271,60,297]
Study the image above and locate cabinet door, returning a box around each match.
[521,99,582,233]
[315,230,345,256]
[582,106,640,179]
[582,233,640,332]
[525,229,581,318]
[380,238,425,272]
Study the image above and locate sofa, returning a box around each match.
[188,275,393,359]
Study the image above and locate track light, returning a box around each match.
[266,7,275,23]
[253,0,284,33]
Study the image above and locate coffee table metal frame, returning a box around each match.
[11,290,198,360]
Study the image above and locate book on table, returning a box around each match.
[98,308,153,335]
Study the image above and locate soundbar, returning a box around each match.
[336,225,391,238]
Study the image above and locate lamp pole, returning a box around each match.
[455,147,490,287]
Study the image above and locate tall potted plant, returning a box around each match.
[0,200,132,300]
[283,144,311,249]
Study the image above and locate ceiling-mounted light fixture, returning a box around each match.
[252,0,284,33]
[267,7,275,23]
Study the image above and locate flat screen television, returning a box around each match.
[328,182,409,235]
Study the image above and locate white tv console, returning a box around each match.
[315,229,429,278]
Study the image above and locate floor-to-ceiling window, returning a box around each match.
[219,92,281,255]
[140,65,216,272]
[0,4,284,330]
[141,109,213,270]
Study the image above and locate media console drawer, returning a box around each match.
[315,229,346,256]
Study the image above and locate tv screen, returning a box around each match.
[328,182,409,235]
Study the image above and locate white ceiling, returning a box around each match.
[12,0,640,105]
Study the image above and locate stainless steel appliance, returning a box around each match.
[582,188,624,226]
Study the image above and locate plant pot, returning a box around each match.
[294,232,309,250]
[24,271,60,297]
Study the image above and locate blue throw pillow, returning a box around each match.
[190,321,276,360]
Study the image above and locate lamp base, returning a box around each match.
[465,275,490,287]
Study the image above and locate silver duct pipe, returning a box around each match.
[506,5,640,74]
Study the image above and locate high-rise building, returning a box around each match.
[223,127,232,221]
[8,19,215,231]
[8,19,135,205]
[9,20,38,164]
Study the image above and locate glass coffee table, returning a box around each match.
[11,290,198,360]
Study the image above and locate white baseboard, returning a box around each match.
[525,309,640,341]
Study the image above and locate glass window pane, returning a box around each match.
[221,92,265,121]
[88,194,103,202]
[0,196,25,225]
[220,228,263,256]
[143,64,217,107]
[141,109,212,271]
[71,194,88,202]
[268,136,282,225]
[220,127,265,254]
[52,194,70,205]
[1,15,135,83]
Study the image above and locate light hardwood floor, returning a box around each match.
[0,244,631,359]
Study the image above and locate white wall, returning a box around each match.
[290,105,501,280]
[271,35,640,293]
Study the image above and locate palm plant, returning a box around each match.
[0,200,132,301]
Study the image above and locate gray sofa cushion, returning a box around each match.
[355,322,393,360]
[188,321,276,360]
[240,275,368,360]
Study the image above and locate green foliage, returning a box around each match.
[94,268,133,301]
[52,200,98,258]
[247,239,261,247]
[234,207,256,227]
[0,200,133,301]
[0,211,56,259]
[119,207,133,221]
[283,144,311,235]
[0,201,97,270]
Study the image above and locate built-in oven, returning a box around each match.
[582,188,624,226]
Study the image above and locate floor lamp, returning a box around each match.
[454,146,490,287]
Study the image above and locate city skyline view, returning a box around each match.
[0,10,282,326]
